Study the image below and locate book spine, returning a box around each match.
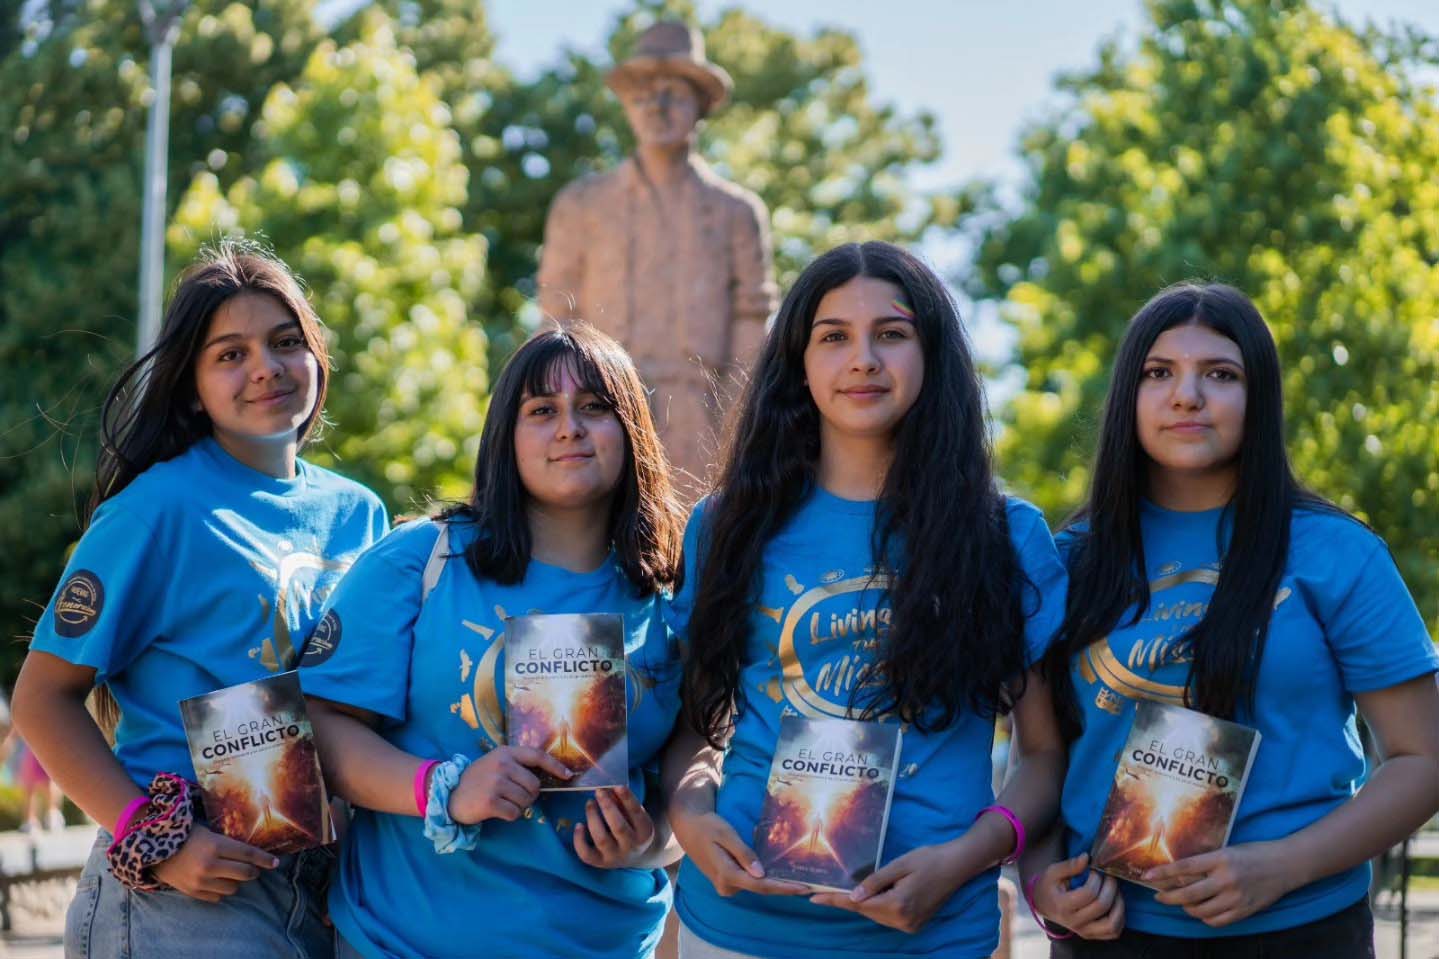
[870,728,902,879]
[1218,730,1262,848]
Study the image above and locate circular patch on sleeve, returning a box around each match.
[300,610,341,667]
[54,570,105,638]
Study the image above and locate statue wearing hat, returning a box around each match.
[538,21,778,492]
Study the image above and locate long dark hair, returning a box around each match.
[439,324,682,596]
[1041,282,1332,736]
[90,240,328,733]
[682,241,1029,747]
[94,239,329,512]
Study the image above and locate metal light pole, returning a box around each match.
[136,0,187,357]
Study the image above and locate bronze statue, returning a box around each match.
[539,21,778,490]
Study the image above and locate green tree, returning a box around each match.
[454,0,958,367]
[971,0,1439,632]
[348,0,522,359]
[169,8,489,508]
[0,0,321,678]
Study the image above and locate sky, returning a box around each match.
[481,1,1439,370]
[486,0,1439,192]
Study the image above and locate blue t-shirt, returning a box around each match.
[30,437,388,788]
[1060,501,1439,937]
[300,518,681,959]
[669,489,1067,959]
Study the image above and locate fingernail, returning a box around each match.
[747,861,765,878]
[850,886,869,902]
[270,857,279,868]
[559,766,573,778]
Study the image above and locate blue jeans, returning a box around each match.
[65,831,334,959]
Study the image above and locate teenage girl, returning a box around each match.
[299,324,687,959]
[15,243,388,958]
[1026,282,1439,957]
[665,241,1069,959]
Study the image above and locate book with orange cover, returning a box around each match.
[180,671,333,854]
[753,716,902,892]
[1090,700,1260,887]
[504,613,628,790]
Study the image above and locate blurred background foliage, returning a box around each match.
[968,0,1439,633]
[0,0,950,680]
[1,0,1436,683]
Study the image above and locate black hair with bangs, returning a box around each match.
[439,324,682,595]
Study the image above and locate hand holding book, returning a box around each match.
[1026,852,1125,940]
[149,825,280,903]
[667,803,811,898]
[1145,838,1298,928]
[447,745,573,824]
[808,836,981,934]
[571,785,656,869]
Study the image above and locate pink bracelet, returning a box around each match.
[975,803,1025,865]
[113,796,151,841]
[413,760,440,816]
[1024,873,1075,941]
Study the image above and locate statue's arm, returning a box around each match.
[537,185,586,321]
[728,193,779,365]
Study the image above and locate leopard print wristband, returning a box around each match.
[105,773,199,891]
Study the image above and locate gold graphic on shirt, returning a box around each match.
[758,606,782,623]
[784,575,804,596]
[451,695,480,730]
[758,677,783,703]
[1094,686,1125,715]
[249,544,352,672]
[449,620,506,744]
[1082,563,1294,709]
[777,573,894,719]
[1083,633,1193,707]
[1148,565,1221,594]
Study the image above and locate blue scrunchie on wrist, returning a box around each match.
[422,754,482,853]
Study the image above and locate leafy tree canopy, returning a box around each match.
[0,0,322,671]
[971,0,1439,632]
[169,8,489,506]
